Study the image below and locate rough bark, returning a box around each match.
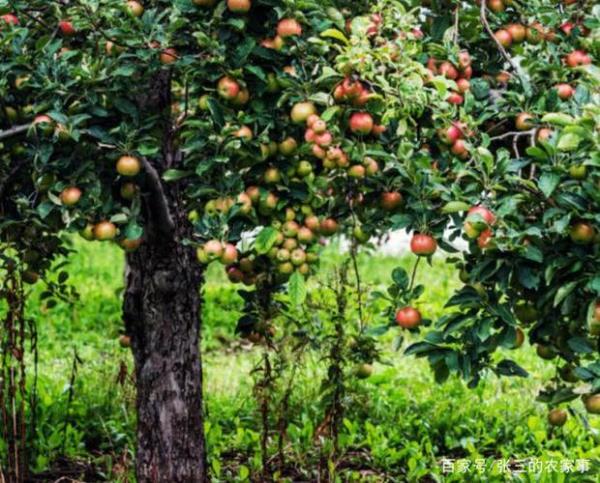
[123,208,207,482]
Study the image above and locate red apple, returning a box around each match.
[60,187,82,206]
[494,29,512,48]
[217,76,240,100]
[277,18,302,38]
[227,0,251,13]
[59,20,77,37]
[349,112,374,135]
[395,307,422,329]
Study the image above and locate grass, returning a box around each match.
[3,237,600,481]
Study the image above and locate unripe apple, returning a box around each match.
[120,238,143,252]
[296,160,313,177]
[526,23,545,44]
[246,186,260,203]
[312,120,327,134]
[290,249,307,266]
[94,221,117,241]
[239,257,253,273]
[264,167,281,184]
[515,113,534,131]
[298,263,310,275]
[119,335,131,348]
[236,192,252,214]
[204,240,224,261]
[569,164,586,180]
[278,137,297,156]
[282,221,300,238]
[127,1,144,17]
[290,101,317,124]
[80,224,95,241]
[278,262,294,275]
[304,215,320,232]
[283,238,298,251]
[364,157,379,175]
[569,221,595,244]
[60,187,82,206]
[234,126,253,140]
[346,164,365,179]
[547,408,567,427]
[276,248,290,262]
[117,155,142,177]
[232,88,250,106]
[584,394,600,414]
[536,345,557,360]
[297,227,315,244]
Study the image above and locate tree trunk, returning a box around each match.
[123,208,207,482]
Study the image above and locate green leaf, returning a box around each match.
[391,267,409,290]
[288,271,306,306]
[207,98,225,127]
[541,112,574,126]
[441,201,470,213]
[162,169,191,181]
[567,337,594,354]
[320,28,349,45]
[553,281,578,307]
[124,222,143,240]
[254,227,278,254]
[557,133,581,152]
[537,172,560,198]
[496,359,529,378]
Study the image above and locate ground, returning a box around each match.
[11,238,600,482]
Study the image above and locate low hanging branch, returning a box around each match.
[480,0,527,90]
[0,124,30,141]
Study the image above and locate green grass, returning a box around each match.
[4,238,600,481]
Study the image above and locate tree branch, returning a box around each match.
[140,157,175,235]
[0,124,30,141]
[489,129,536,141]
[480,0,526,90]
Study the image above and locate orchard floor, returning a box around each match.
[12,238,600,482]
